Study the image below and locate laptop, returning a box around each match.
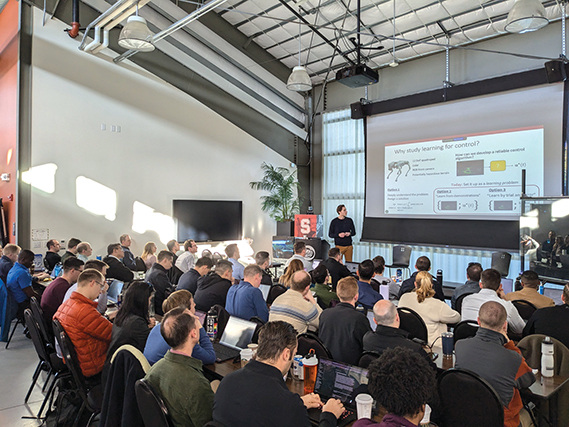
[212,316,257,362]
[307,359,371,427]
[501,278,514,294]
[344,261,359,274]
[259,284,271,301]
[106,280,124,304]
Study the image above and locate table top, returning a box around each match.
[528,372,569,399]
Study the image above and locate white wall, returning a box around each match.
[27,9,290,258]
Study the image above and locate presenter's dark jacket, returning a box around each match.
[322,257,353,290]
[213,359,337,427]
[328,217,356,247]
[103,256,134,283]
[398,271,444,302]
[145,263,175,316]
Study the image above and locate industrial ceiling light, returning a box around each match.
[118,2,155,52]
[389,0,399,67]
[505,0,549,34]
[287,11,312,92]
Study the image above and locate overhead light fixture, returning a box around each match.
[287,11,312,92]
[505,0,549,34]
[118,2,155,52]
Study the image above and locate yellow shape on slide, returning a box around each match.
[490,160,506,171]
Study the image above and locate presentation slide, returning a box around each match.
[383,127,544,217]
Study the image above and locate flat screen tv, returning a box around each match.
[173,200,242,242]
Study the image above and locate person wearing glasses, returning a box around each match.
[54,268,112,381]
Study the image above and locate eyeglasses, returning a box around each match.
[95,280,105,289]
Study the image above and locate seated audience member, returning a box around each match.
[141,242,158,270]
[41,257,84,324]
[399,271,460,347]
[523,283,569,349]
[551,236,565,265]
[541,230,555,256]
[357,259,383,310]
[319,276,371,365]
[505,270,554,309]
[44,239,61,272]
[285,240,313,272]
[456,301,535,427]
[166,239,183,285]
[0,243,20,285]
[450,262,483,310]
[103,243,134,283]
[270,270,322,333]
[177,257,213,294]
[64,259,109,314]
[279,259,304,288]
[311,263,338,308]
[353,347,436,427]
[7,250,45,319]
[226,264,269,322]
[323,247,352,291]
[175,239,197,273]
[61,238,81,264]
[194,260,233,312]
[255,251,273,286]
[145,307,214,427]
[76,242,92,263]
[461,268,525,334]
[371,255,398,300]
[119,234,137,270]
[54,269,112,378]
[144,290,216,365]
[213,321,344,427]
[146,250,176,316]
[225,243,244,283]
[398,256,444,302]
[363,300,435,369]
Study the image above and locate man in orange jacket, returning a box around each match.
[55,268,112,379]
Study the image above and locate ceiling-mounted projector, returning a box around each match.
[336,64,378,88]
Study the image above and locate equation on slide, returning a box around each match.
[383,127,544,216]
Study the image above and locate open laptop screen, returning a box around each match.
[259,284,271,301]
[344,262,359,274]
[107,280,124,303]
[501,278,514,294]
[314,359,369,407]
[219,316,257,351]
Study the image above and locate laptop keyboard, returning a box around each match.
[213,342,240,361]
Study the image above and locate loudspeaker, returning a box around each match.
[544,61,567,83]
[350,102,365,119]
[295,238,330,261]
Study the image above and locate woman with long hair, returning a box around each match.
[398,271,460,348]
[279,259,304,288]
[141,242,157,269]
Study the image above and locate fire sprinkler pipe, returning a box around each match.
[68,0,80,38]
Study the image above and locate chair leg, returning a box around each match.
[42,368,53,392]
[24,361,43,403]
[37,372,60,419]
[5,318,21,349]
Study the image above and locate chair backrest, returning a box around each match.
[491,252,511,277]
[438,368,504,427]
[454,292,474,315]
[211,304,231,339]
[1,287,18,341]
[30,296,54,345]
[511,299,537,320]
[135,379,174,427]
[24,309,51,364]
[390,245,412,267]
[397,307,428,343]
[297,332,333,360]
[267,284,287,305]
[453,320,479,345]
[357,351,381,368]
[518,334,569,376]
[249,316,266,344]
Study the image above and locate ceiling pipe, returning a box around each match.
[84,26,101,51]
[68,0,80,38]
[91,29,110,54]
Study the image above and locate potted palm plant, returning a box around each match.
[250,162,302,236]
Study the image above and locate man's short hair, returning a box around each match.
[160,307,196,349]
[76,242,91,254]
[84,259,109,273]
[328,247,341,259]
[291,270,311,292]
[520,270,540,289]
[215,260,233,276]
[310,264,328,284]
[256,321,297,361]
[415,256,431,272]
[293,241,306,254]
[255,251,270,266]
[162,290,194,315]
[244,264,264,279]
[478,301,507,330]
[157,250,174,263]
[467,262,483,282]
[3,244,20,256]
[372,255,386,274]
[77,268,104,287]
[225,243,238,258]
[166,240,178,252]
[183,239,195,251]
[373,300,397,326]
[367,347,436,418]
[68,238,81,249]
[337,276,358,302]
[358,259,375,281]
[62,257,84,272]
[196,257,214,269]
[46,239,58,250]
[481,268,502,291]
[336,204,345,214]
[119,234,130,244]
[107,243,121,255]
[18,249,35,265]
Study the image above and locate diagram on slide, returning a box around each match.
[383,127,544,216]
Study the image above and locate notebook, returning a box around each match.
[213,316,257,362]
[307,359,371,427]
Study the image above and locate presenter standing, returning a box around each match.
[328,204,356,262]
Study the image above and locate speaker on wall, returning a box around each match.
[350,102,365,119]
[544,60,567,83]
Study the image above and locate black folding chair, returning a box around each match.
[386,245,412,278]
[267,284,287,305]
[297,331,333,360]
[4,289,21,349]
[357,351,381,368]
[30,296,54,345]
[249,316,266,344]
[397,306,428,343]
[135,378,174,427]
[511,299,537,321]
[452,320,479,345]
[454,292,474,315]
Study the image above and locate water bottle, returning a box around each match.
[396,269,402,284]
[206,308,218,340]
[539,283,545,295]
[541,336,554,378]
